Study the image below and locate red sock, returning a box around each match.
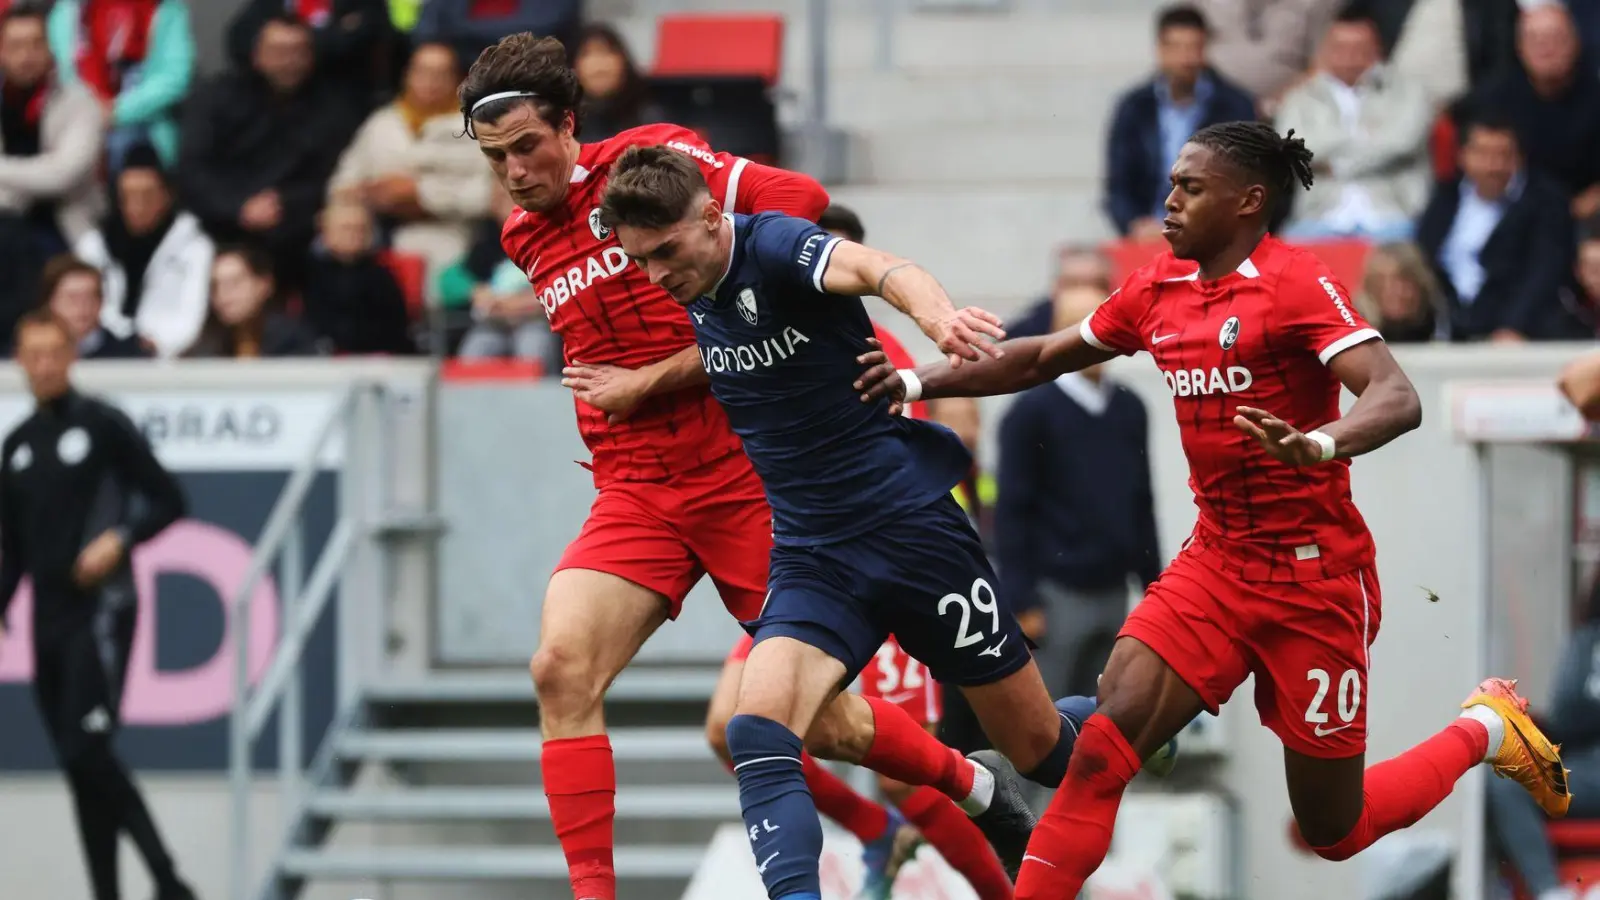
[900,786,1015,900]
[1015,713,1140,900]
[858,696,976,802]
[542,735,617,900]
[803,753,891,842]
[1309,719,1487,861]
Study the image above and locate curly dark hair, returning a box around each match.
[458,32,583,139]
[1190,121,1316,215]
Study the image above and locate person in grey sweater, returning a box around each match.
[1487,587,1600,900]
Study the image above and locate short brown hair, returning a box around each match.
[598,145,709,231]
[458,32,582,138]
[38,254,102,307]
[13,306,71,348]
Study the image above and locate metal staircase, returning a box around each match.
[225,384,740,900]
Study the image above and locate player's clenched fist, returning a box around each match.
[933,307,1006,368]
[1233,406,1327,466]
[854,338,906,413]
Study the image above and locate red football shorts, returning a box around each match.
[858,636,942,725]
[1120,539,1381,759]
[555,452,771,622]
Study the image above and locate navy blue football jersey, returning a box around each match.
[688,212,970,546]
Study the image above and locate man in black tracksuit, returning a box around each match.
[0,309,194,900]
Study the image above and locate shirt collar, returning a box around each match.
[1460,170,1526,206]
[1156,72,1213,108]
[705,214,738,299]
[1055,371,1114,415]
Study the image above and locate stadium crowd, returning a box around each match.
[1108,0,1600,342]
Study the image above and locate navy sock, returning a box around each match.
[726,714,823,899]
[1020,694,1096,788]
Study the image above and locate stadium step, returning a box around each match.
[365,666,721,706]
[849,126,1109,186]
[278,846,708,881]
[335,725,712,763]
[305,785,739,821]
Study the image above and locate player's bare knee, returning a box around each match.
[529,643,604,720]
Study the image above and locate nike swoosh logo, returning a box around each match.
[979,635,1008,658]
[526,256,541,281]
[1022,854,1057,868]
[1313,723,1352,736]
[1152,332,1179,344]
[757,851,780,874]
[882,690,920,705]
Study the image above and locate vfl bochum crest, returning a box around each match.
[588,208,611,241]
[1219,316,1241,350]
[737,288,759,325]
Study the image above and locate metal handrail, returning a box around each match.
[227,382,379,900]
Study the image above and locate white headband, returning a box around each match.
[470,90,541,114]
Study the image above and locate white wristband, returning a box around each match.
[899,369,923,403]
[1307,429,1336,462]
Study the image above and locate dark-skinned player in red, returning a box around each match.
[854,121,1570,899]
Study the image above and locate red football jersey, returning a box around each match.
[1081,235,1383,583]
[501,123,826,485]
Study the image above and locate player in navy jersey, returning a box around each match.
[854,122,1569,899]
[596,145,1178,898]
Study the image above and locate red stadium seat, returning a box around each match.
[440,358,544,381]
[1102,237,1371,294]
[1430,113,1458,181]
[653,14,784,86]
[378,250,427,320]
[1508,821,1600,899]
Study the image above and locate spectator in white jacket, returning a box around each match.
[76,144,214,358]
[326,40,491,303]
[1277,7,1434,242]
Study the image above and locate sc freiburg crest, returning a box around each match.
[1219,316,1241,350]
[589,208,611,241]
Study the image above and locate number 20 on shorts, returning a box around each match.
[1304,667,1362,734]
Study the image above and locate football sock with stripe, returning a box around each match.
[727,714,824,899]
[542,734,617,900]
[1015,713,1139,899]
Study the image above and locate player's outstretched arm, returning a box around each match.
[856,325,1116,404]
[1236,340,1421,464]
[561,346,709,424]
[819,240,1005,367]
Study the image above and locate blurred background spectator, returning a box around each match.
[452,181,555,365]
[328,40,488,300]
[226,0,395,108]
[1458,2,1600,221]
[1416,113,1574,342]
[411,0,580,76]
[1372,0,1469,109]
[179,13,357,291]
[1557,216,1600,338]
[39,252,150,359]
[1199,0,1342,116]
[302,200,413,354]
[47,0,194,171]
[1355,241,1447,342]
[1104,4,1256,240]
[1276,6,1433,242]
[573,23,661,141]
[0,4,106,343]
[75,144,212,358]
[995,280,1159,700]
[188,244,323,358]
[1009,245,1115,339]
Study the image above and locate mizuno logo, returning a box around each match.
[692,311,705,324]
[979,635,1008,658]
[1152,332,1179,344]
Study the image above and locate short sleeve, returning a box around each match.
[1278,261,1383,365]
[1078,271,1148,356]
[745,214,841,294]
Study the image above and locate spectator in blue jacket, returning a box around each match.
[46,0,193,171]
[1103,4,1257,240]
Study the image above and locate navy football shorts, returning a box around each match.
[749,494,1031,688]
